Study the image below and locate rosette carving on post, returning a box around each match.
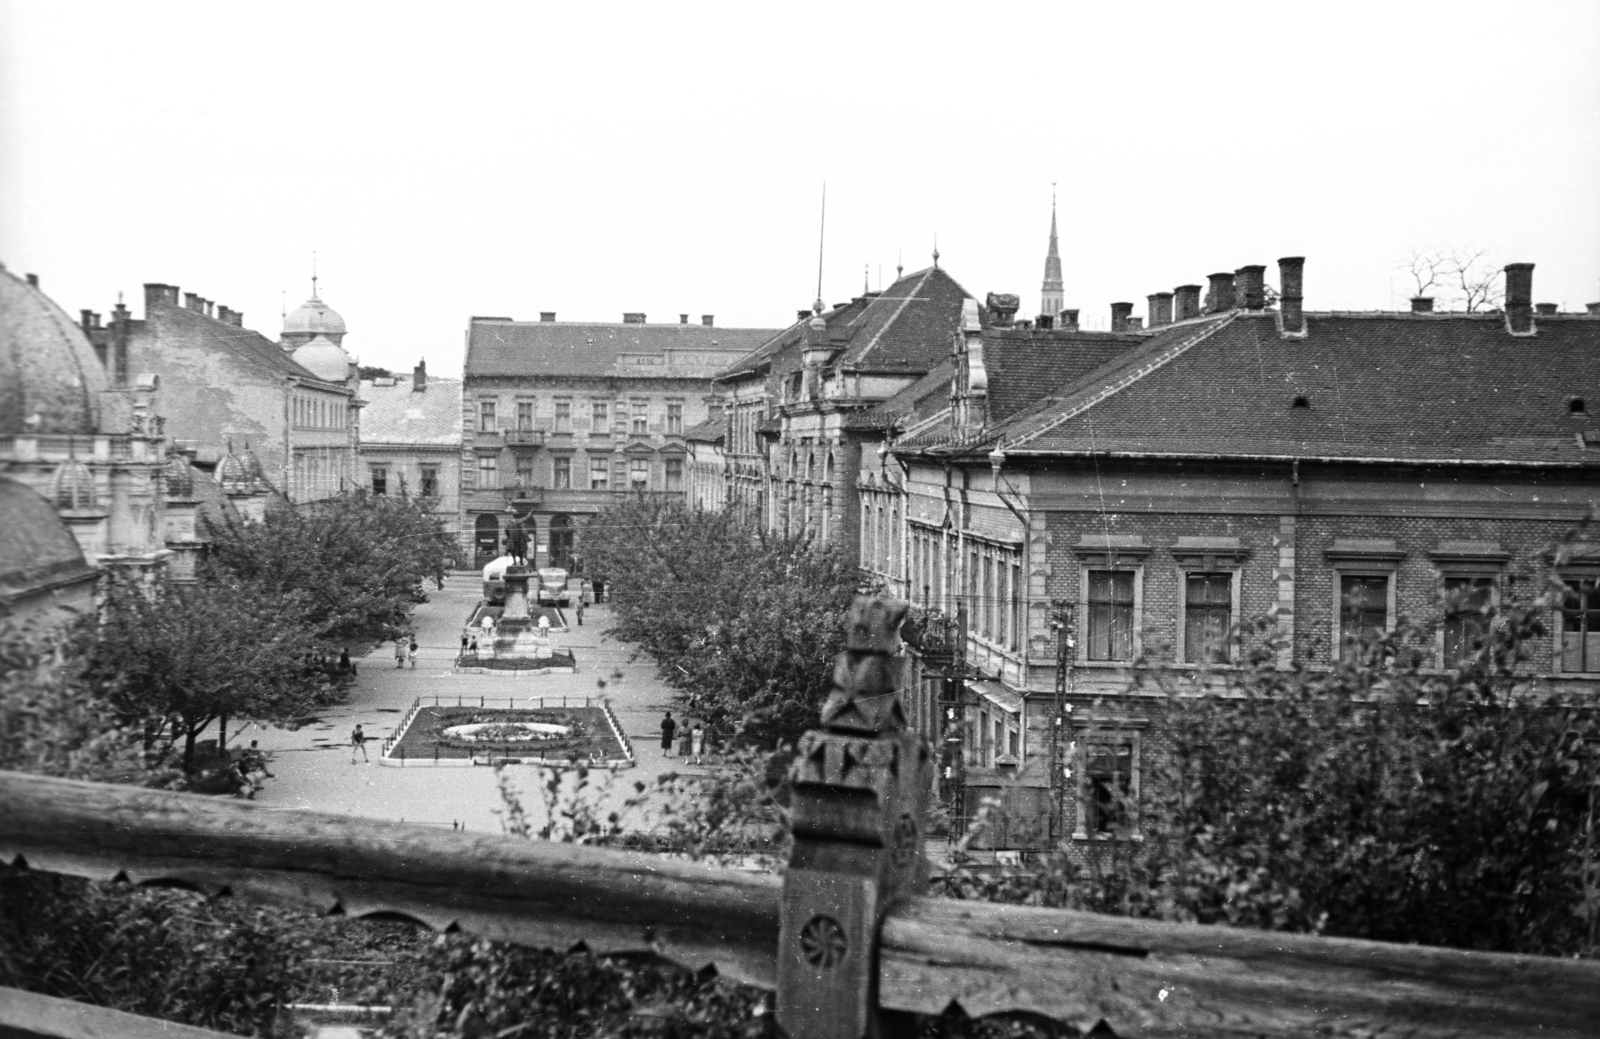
[779,596,932,1039]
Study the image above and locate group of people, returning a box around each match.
[659,711,707,764]
[394,635,418,668]
[222,740,274,797]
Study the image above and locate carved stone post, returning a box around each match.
[779,597,932,1039]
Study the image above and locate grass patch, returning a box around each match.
[391,706,622,762]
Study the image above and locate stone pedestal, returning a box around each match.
[502,566,533,623]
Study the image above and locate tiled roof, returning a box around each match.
[358,377,463,445]
[715,266,973,383]
[152,302,329,384]
[966,313,1600,465]
[466,319,779,379]
[682,417,725,443]
[850,360,955,433]
[981,328,1146,422]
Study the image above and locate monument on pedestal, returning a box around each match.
[494,566,560,661]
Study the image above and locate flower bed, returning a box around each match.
[457,651,576,671]
[390,706,622,761]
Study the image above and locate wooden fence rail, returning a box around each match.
[4,772,1599,1038]
[5,596,1600,1038]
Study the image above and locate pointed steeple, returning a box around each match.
[1041,186,1064,320]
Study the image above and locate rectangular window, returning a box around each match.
[1340,575,1391,662]
[592,401,608,428]
[554,400,571,433]
[1087,570,1136,661]
[1561,578,1600,672]
[478,401,497,433]
[553,457,571,489]
[630,458,649,489]
[1184,572,1233,664]
[1084,742,1134,834]
[476,454,498,489]
[590,458,609,490]
[665,457,683,492]
[516,401,534,431]
[370,465,388,496]
[419,465,438,498]
[1442,576,1494,665]
[666,402,683,435]
[515,457,535,488]
[631,400,649,435]
[1010,561,1023,651]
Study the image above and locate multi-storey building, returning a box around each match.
[459,312,777,568]
[357,361,461,526]
[882,257,1600,849]
[684,412,728,513]
[83,281,358,503]
[711,261,973,560]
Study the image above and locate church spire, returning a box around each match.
[1040,186,1064,320]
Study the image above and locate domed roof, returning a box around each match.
[163,453,195,498]
[49,457,99,512]
[283,294,347,337]
[215,442,253,494]
[293,334,351,382]
[238,440,265,482]
[0,475,95,603]
[0,265,109,434]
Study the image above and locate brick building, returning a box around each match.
[83,282,358,503]
[882,258,1600,849]
[459,311,777,568]
[710,261,973,559]
[357,361,462,526]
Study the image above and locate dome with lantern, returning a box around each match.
[49,457,100,513]
[215,441,254,495]
[292,334,352,383]
[238,440,265,483]
[282,291,347,345]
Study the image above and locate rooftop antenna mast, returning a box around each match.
[311,251,319,298]
[814,183,826,315]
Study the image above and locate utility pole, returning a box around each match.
[1050,599,1076,846]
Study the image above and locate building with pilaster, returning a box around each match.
[460,311,777,569]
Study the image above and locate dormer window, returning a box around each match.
[1291,394,1310,409]
[1570,397,1586,416]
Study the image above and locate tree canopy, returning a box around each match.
[581,499,863,743]
[203,490,456,644]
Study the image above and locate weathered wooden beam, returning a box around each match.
[0,986,238,1039]
[0,770,781,990]
[879,895,1600,1039]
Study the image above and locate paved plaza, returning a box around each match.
[233,575,702,834]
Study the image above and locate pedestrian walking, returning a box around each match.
[461,632,469,656]
[660,711,677,757]
[338,647,351,672]
[576,601,584,626]
[407,637,418,669]
[394,640,406,668]
[351,723,368,763]
[689,723,704,764]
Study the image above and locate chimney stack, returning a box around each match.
[184,292,201,312]
[1110,301,1134,332]
[623,312,646,324]
[413,359,427,392]
[1278,257,1305,334]
[81,309,95,332]
[1205,273,1236,313]
[1235,265,1267,309]
[1410,297,1434,313]
[1587,302,1600,315]
[1504,262,1534,334]
[1535,302,1558,316]
[701,314,715,326]
[680,314,689,324]
[1036,315,1054,330]
[24,273,38,288]
[986,292,1020,327]
[540,311,556,322]
[1126,316,1144,331]
[1173,285,1202,321]
[1147,291,1173,328]
[1059,308,1079,331]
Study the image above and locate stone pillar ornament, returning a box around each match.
[778,596,932,1039]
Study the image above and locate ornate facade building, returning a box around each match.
[876,257,1600,849]
[459,311,776,568]
[710,261,973,562]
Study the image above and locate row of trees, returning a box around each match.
[582,498,865,743]
[2,490,457,776]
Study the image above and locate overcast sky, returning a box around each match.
[3,1,1597,375]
